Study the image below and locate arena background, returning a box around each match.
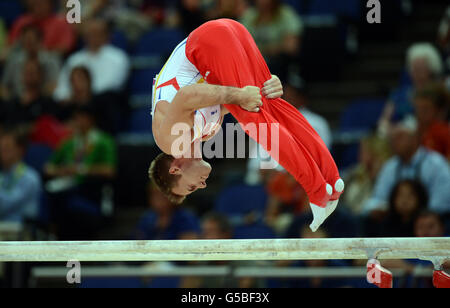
[0,0,449,288]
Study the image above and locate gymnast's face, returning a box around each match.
[169,158,212,196]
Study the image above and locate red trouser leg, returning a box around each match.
[186,19,341,206]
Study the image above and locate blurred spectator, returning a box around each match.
[342,134,391,216]
[0,128,41,223]
[44,105,117,239]
[206,0,248,20]
[366,180,428,237]
[0,19,6,60]
[53,19,130,101]
[8,0,77,55]
[135,182,200,240]
[415,211,447,237]
[201,212,233,240]
[0,58,57,128]
[380,43,444,128]
[1,25,61,101]
[363,117,450,216]
[274,226,351,288]
[380,211,449,287]
[176,0,208,35]
[67,0,152,42]
[414,83,450,160]
[437,6,450,74]
[57,66,123,134]
[240,0,303,74]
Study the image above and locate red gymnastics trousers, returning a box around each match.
[185,19,342,207]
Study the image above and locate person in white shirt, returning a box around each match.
[53,19,130,102]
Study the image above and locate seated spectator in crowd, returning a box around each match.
[0,58,57,128]
[342,134,391,216]
[0,129,41,223]
[57,66,123,134]
[437,6,450,75]
[379,211,449,287]
[182,213,266,288]
[414,83,450,160]
[363,117,450,216]
[1,25,61,100]
[201,212,233,240]
[240,0,303,74]
[53,19,130,102]
[134,182,200,240]
[365,180,428,237]
[379,43,443,128]
[0,19,6,61]
[44,105,117,239]
[8,0,77,55]
[176,0,209,35]
[206,0,248,20]
[273,225,352,288]
[65,0,152,42]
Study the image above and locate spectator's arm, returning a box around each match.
[426,159,450,214]
[362,160,397,215]
[0,173,41,218]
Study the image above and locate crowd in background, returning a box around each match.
[0,0,449,288]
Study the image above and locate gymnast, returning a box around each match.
[149,19,344,231]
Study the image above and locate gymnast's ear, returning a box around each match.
[169,162,182,175]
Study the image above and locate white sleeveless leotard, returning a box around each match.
[151,38,222,141]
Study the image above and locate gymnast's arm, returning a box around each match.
[154,84,262,155]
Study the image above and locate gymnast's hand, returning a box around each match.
[240,86,263,112]
[262,75,284,99]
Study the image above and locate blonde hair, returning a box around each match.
[148,153,186,205]
[407,43,443,77]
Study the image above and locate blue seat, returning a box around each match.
[110,30,129,52]
[339,99,386,133]
[233,223,277,239]
[214,184,268,221]
[24,143,53,174]
[0,0,24,27]
[129,107,152,133]
[130,69,156,95]
[134,28,185,56]
[306,0,360,19]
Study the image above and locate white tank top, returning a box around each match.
[151,38,222,141]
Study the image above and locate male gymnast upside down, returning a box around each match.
[149,19,344,231]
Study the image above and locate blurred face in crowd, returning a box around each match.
[283,85,306,109]
[148,184,174,215]
[393,182,420,220]
[182,0,201,11]
[202,218,230,240]
[27,0,53,18]
[0,135,23,170]
[84,20,109,52]
[415,97,439,128]
[256,0,279,13]
[73,112,94,135]
[390,126,419,161]
[170,158,212,196]
[410,58,432,89]
[70,68,92,96]
[414,214,444,237]
[22,27,41,55]
[301,226,328,267]
[23,60,42,91]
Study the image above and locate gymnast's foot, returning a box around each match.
[309,184,333,232]
[309,179,345,232]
